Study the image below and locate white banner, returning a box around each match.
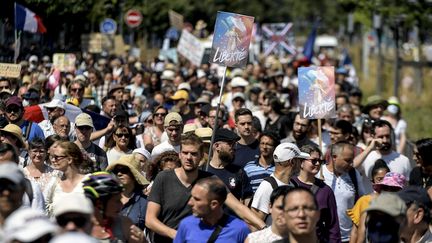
[177,30,205,66]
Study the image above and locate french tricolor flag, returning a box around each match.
[15,3,47,34]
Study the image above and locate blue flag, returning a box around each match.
[303,22,319,63]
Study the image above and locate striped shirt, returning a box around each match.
[244,158,275,193]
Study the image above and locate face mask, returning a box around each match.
[22,99,29,107]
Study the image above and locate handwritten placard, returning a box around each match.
[177,30,205,66]
[298,66,336,119]
[209,11,254,68]
[53,53,77,72]
[0,63,22,78]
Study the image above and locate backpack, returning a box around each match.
[348,168,360,202]
[24,178,33,205]
[264,176,321,195]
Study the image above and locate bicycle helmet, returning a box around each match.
[83,172,123,203]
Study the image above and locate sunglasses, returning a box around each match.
[70,88,84,92]
[6,106,21,113]
[154,112,167,117]
[56,214,89,228]
[77,126,92,131]
[113,166,130,175]
[49,155,68,162]
[308,158,325,165]
[115,133,130,138]
[145,119,153,123]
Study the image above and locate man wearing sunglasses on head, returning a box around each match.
[5,96,44,142]
[68,79,94,109]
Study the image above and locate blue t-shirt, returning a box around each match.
[243,159,275,193]
[20,120,45,142]
[174,214,250,243]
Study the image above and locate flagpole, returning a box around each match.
[14,2,17,63]
[205,66,228,171]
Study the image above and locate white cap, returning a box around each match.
[231,77,248,88]
[50,232,98,243]
[52,194,94,217]
[232,92,246,101]
[133,148,151,161]
[273,142,310,163]
[4,208,59,242]
[44,99,65,110]
[387,104,399,114]
[161,70,175,81]
[178,82,191,91]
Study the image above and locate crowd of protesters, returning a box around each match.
[0,34,431,243]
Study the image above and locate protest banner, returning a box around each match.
[298,66,336,150]
[169,10,184,30]
[262,23,296,56]
[209,11,254,68]
[0,63,21,78]
[177,30,205,66]
[53,53,77,72]
[206,11,254,171]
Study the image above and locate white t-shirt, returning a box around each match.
[22,180,45,213]
[151,141,180,159]
[107,148,132,165]
[251,174,287,214]
[246,226,282,243]
[320,165,365,242]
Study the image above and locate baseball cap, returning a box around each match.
[195,127,212,143]
[133,148,151,161]
[75,113,94,128]
[178,82,191,91]
[231,77,249,88]
[161,70,175,80]
[0,124,25,148]
[366,192,406,217]
[4,208,59,243]
[114,109,129,119]
[44,99,65,110]
[232,92,246,101]
[6,96,23,108]
[199,104,211,116]
[170,90,189,101]
[373,172,406,193]
[0,162,25,186]
[164,112,183,127]
[53,194,94,217]
[273,142,310,163]
[183,124,198,134]
[50,232,98,243]
[214,128,240,143]
[398,186,432,208]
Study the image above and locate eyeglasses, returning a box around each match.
[6,106,21,113]
[154,112,167,117]
[308,158,325,165]
[145,119,153,123]
[70,88,84,92]
[285,205,317,217]
[115,133,130,138]
[56,214,89,228]
[49,155,68,162]
[112,166,130,175]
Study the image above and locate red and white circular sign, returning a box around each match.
[125,9,143,28]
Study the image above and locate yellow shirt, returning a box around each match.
[347,194,374,226]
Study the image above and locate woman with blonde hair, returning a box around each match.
[143,105,167,151]
[46,141,88,216]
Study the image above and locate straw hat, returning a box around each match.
[0,124,25,148]
[107,155,149,185]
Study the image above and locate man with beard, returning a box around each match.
[53,116,71,140]
[38,99,67,138]
[251,143,309,222]
[100,96,119,119]
[146,133,266,242]
[151,112,184,159]
[5,96,44,142]
[233,108,260,167]
[281,113,317,148]
[207,128,253,202]
[244,132,280,192]
[74,113,108,171]
[174,177,250,243]
[355,120,411,193]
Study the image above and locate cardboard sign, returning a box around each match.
[298,66,336,119]
[262,23,296,56]
[177,30,205,66]
[53,53,77,72]
[209,11,254,68]
[81,33,103,53]
[0,63,21,78]
[169,10,184,30]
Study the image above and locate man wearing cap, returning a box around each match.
[74,113,108,171]
[223,76,249,112]
[207,128,253,202]
[355,120,411,193]
[38,99,67,138]
[170,90,195,122]
[68,79,95,109]
[251,142,309,222]
[109,84,125,104]
[320,141,365,242]
[398,186,432,243]
[5,96,44,142]
[151,112,184,159]
[363,192,407,243]
[52,194,94,234]
[233,108,260,168]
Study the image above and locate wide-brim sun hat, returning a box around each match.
[107,155,149,186]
